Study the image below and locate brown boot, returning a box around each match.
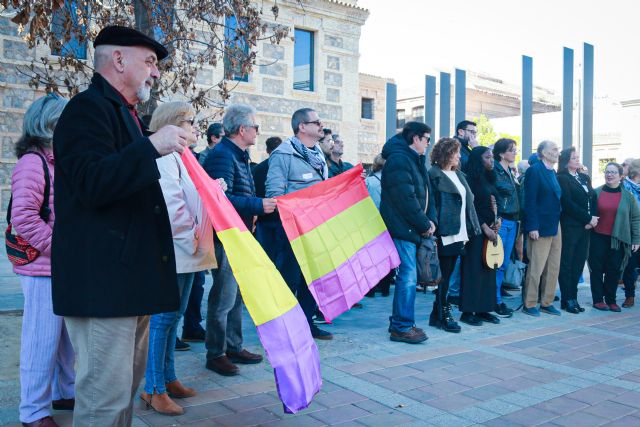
[623,297,635,308]
[140,391,184,415]
[165,379,197,398]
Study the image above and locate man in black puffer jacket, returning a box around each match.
[202,104,277,376]
[380,121,437,344]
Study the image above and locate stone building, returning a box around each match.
[0,0,393,216]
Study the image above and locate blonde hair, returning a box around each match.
[149,101,195,131]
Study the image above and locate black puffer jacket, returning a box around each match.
[428,165,481,238]
[380,134,437,245]
[202,136,264,229]
[494,160,520,220]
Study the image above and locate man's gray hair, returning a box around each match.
[291,108,314,134]
[222,104,256,136]
[517,160,529,175]
[536,140,555,157]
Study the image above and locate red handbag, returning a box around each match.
[5,152,51,266]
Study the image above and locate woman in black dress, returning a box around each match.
[460,146,501,325]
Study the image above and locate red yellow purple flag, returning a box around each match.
[181,149,321,413]
[276,164,400,322]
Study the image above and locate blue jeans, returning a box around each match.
[496,219,518,304]
[144,272,194,394]
[447,258,461,297]
[183,270,205,335]
[390,238,418,333]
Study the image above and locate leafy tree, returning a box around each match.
[0,0,289,114]
[472,114,496,147]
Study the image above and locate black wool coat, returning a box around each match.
[380,134,437,245]
[51,73,179,317]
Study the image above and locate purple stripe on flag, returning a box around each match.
[308,231,400,321]
[256,304,322,414]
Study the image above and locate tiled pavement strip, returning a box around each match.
[3,246,640,426]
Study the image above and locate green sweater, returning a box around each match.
[594,185,640,269]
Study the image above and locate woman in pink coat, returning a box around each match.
[11,94,75,427]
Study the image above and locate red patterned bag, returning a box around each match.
[5,152,50,266]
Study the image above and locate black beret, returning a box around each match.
[94,25,169,61]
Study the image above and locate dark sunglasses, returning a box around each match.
[303,120,322,127]
[181,119,195,126]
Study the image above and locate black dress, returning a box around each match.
[460,176,498,313]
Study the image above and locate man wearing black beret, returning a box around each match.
[51,25,193,425]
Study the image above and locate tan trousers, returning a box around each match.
[65,316,150,427]
[524,225,562,308]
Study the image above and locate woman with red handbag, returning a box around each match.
[9,94,75,427]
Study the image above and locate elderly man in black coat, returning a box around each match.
[51,26,193,426]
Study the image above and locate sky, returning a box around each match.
[357,0,639,101]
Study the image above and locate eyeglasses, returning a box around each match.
[420,135,431,143]
[464,129,477,135]
[182,119,195,125]
[245,124,260,132]
[303,120,323,127]
[604,170,619,175]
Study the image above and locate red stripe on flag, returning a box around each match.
[276,165,368,240]
[181,150,248,232]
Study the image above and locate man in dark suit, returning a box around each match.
[51,26,192,425]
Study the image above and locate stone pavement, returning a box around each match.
[2,247,640,426]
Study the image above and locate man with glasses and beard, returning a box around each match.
[266,108,333,340]
[454,120,478,172]
[51,26,193,425]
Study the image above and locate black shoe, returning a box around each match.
[502,282,520,291]
[500,288,513,297]
[577,302,585,312]
[390,327,428,344]
[476,312,500,324]
[352,302,364,309]
[181,328,205,342]
[175,338,190,351]
[431,304,461,333]
[494,302,514,318]
[460,312,483,326]
[554,295,560,302]
[564,300,580,314]
[311,325,333,340]
[447,295,461,306]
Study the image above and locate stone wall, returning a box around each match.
[358,73,393,165]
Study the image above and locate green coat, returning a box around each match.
[593,185,640,270]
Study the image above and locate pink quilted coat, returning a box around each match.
[10,148,55,276]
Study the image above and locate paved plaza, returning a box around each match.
[2,248,640,426]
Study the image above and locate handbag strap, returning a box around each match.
[6,151,51,225]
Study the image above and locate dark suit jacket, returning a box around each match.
[557,171,595,229]
[523,161,562,237]
[51,73,178,317]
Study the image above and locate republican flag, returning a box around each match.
[276,165,400,322]
[181,150,321,413]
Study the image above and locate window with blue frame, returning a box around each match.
[293,29,314,91]
[224,15,249,82]
[51,0,87,59]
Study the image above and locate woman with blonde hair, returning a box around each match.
[140,102,222,415]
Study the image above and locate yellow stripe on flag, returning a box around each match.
[290,197,387,284]
[217,228,298,326]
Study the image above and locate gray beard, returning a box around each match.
[136,84,151,103]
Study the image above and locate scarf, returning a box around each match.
[289,136,326,178]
